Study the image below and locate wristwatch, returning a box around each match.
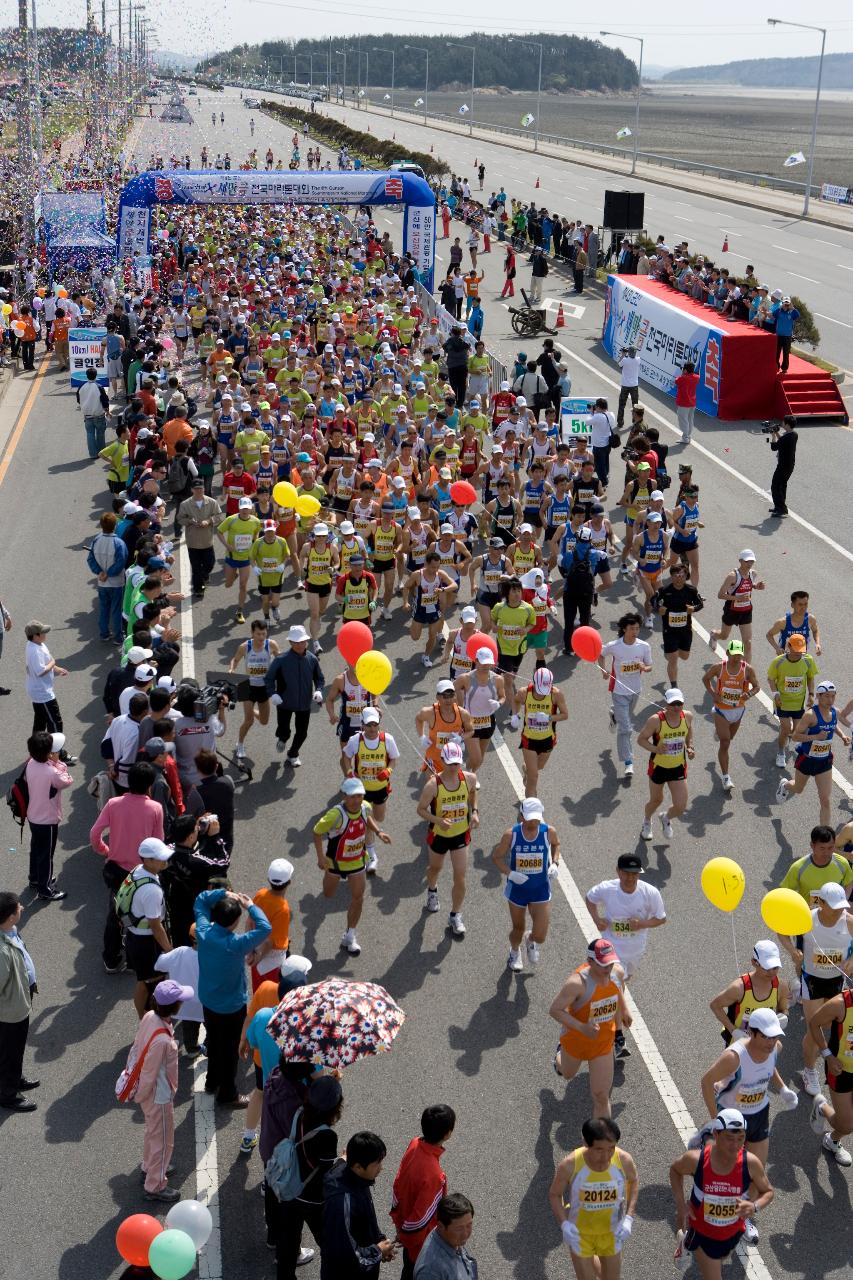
[820,1047,832,1059]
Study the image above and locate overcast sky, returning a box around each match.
[5,0,853,68]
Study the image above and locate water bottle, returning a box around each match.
[673,1229,690,1273]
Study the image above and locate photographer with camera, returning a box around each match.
[172,681,229,789]
[768,416,798,519]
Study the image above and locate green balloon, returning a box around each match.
[148,1228,197,1280]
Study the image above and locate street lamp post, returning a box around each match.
[767,17,826,217]
[600,30,643,176]
[371,46,395,116]
[335,48,347,104]
[452,42,475,137]
[510,37,543,153]
[404,43,429,125]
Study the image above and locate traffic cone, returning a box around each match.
[535,176,540,189]
[556,302,565,328]
[721,232,729,252]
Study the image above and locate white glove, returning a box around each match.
[547,862,560,879]
[251,565,260,576]
[615,1215,633,1245]
[420,733,432,749]
[777,1014,788,1031]
[270,693,283,707]
[507,870,529,885]
[509,713,520,730]
[312,690,324,705]
[486,698,502,713]
[778,1085,798,1111]
[731,1027,748,1042]
[561,1221,581,1252]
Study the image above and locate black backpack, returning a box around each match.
[167,455,190,495]
[6,763,29,829]
[566,545,594,585]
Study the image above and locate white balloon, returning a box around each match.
[165,1199,214,1250]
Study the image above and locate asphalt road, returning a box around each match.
[1,91,852,1280]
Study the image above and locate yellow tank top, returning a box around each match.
[307,546,332,585]
[566,1149,626,1235]
[512,544,537,573]
[432,773,470,838]
[342,575,371,619]
[833,994,853,1073]
[373,524,397,559]
[523,688,554,740]
[338,540,361,576]
[627,484,652,520]
[355,733,389,790]
[651,710,687,769]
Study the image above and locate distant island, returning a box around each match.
[198,34,638,94]
[663,52,853,89]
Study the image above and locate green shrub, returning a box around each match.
[790,295,820,349]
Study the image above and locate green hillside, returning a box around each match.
[199,33,638,94]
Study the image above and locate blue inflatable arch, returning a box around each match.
[117,169,436,289]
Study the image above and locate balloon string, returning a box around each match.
[730,912,739,974]
[804,945,853,990]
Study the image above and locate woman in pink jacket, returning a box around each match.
[24,731,73,901]
[127,977,192,1202]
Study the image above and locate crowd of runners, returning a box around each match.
[2,118,852,1280]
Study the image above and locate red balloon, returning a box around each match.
[571,626,603,663]
[337,620,374,667]
[466,631,498,662]
[116,1214,164,1267]
[450,480,477,506]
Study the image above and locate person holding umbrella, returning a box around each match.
[313,777,392,957]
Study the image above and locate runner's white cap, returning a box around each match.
[288,624,310,643]
[738,548,756,562]
[440,741,464,764]
[475,647,496,665]
[339,520,355,534]
[817,881,848,909]
[664,688,685,704]
[646,511,663,522]
[521,798,544,820]
[341,777,366,795]
[461,606,477,623]
[436,679,455,694]
[268,858,294,885]
[532,667,553,697]
[747,1008,785,1037]
[712,1108,746,1132]
[752,940,782,970]
[816,680,836,694]
[361,707,381,724]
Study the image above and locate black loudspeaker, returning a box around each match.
[602,190,645,230]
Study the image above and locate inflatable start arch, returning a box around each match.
[117,169,437,290]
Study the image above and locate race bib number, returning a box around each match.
[662,738,685,756]
[736,1087,767,1109]
[590,996,618,1025]
[234,533,253,551]
[812,950,844,969]
[703,1195,740,1224]
[611,920,631,935]
[668,612,688,629]
[620,661,642,675]
[580,1184,618,1211]
[810,741,831,757]
[784,677,804,693]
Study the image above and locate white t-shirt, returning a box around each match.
[154,946,203,1022]
[25,640,55,703]
[126,865,166,935]
[587,878,666,961]
[619,355,640,388]
[601,638,652,695]
[589,410,615,449]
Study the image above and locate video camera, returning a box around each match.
[194,679,236,722]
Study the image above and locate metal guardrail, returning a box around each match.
[413,280,509,398]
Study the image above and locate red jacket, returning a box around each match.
[390,1137,447,1263]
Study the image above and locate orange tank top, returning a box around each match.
[559,963,621,1060]
[424,701,464,774]
[714,659,749,710]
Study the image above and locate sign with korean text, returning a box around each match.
[69,326,108,388]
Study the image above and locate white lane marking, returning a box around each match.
[543,329,853,571]
[489,730,774,1278]
[788,273,819,284]
[771,244,796,253]
[835,264,853,272]
[814,312,853,329]
[671,215,693,223]
[815,240,844,248]
[178,541,223,1280]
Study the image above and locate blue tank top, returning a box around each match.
[797,704,836,760]
[674,499,700,546]
[637,529,665,572]
[523,479,545,518]
[433,485,452,516]
[506,821,551,890]
[545,494,571,529]
[779,611,810,648]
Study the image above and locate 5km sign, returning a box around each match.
[561,396,595,438]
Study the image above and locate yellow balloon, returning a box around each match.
[273,481,298,509]
[700,857,746,913]
[355,650,392,697]
[761,887,813,937]
[296,494,321,518]
[1,303,11,316]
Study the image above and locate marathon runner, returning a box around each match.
[491,797,560,973]
[550,938,630,1119]
[416,741,478,939]
[701,641,760,793]
[637,688,695,841]
[549,1117,639,1280]
[777,681,849,826]
[227,619,279,760]
[312,777,391,957]
[708,550,765,662]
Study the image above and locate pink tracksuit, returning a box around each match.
[130,1011,179,1192]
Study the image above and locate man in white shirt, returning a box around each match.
[122,837,173,1017]
[102,694,150,790]
[589,397,617,488]
[597,612,652,778]
[25,620,76,764]
[616,346,640,428]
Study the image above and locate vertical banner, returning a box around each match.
[69,327,108,387]
[117,205,151,262]
[403,202,436,292]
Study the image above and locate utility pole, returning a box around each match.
[16,0,34,250]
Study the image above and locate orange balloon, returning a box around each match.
[116,1213,164,1267]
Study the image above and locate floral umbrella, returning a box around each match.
[268,978,406,1070]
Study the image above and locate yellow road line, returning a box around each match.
[0,356,51,488]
